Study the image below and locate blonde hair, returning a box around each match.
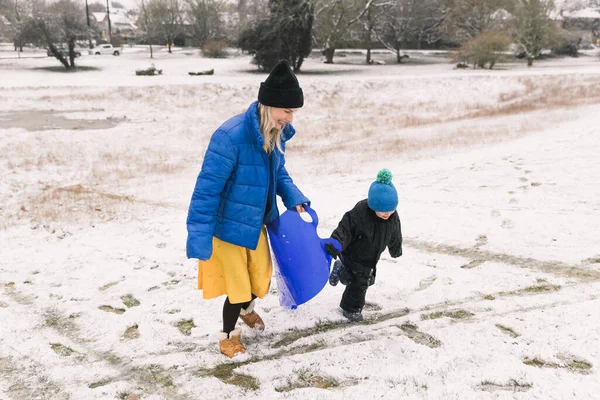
[258,103,284,154]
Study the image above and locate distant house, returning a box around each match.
[91,11,138,43]
[560,7,600,45]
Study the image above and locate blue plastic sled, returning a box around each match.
[267,206,341,308]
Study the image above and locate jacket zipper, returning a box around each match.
[259,146,269,224]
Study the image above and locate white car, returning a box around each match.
[89,44,122,56]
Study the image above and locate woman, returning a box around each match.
[186,60,309,358]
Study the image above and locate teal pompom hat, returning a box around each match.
[368,169,398,212]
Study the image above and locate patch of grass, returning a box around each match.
[136,364,175,389]
[117,392,142,400]
[461,259,485,269]
[50,343,74,357]
[116,391,132,400]
[23,280,32,285]
[98,305,126,314]
[34,66,101,73]
[105,353,122,365]
[275,368,339,392]
[495,324,520,338]
[363,302,382,311]
[368,307,410,324]
[479,379,532,392]
[274,320,348,348]
[277,308,411,351]
[166,309,180,314]
[568,359,592,371]
[421,309,474,321]
[530,182,542,187]
[4,282,15,288]
[288,340,327,356]
[399,322,442,348]
[582,257,600,264]
[88,378,111,388]
[197,364,260,390]
[148,286,160,291]
[522,284,561,293]
[421,311,444,320]
[483,294,495,300]
[523,357,560,369]
[525,356,592,374]
[44,310,78,334]
[176,319,196,336]
[123,324,140,339]
[0,301,8,308]
[99,281,119,291]
[121,294,140,308]
[498,283,561,297]
[68,312,82,319]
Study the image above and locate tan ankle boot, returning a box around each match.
[239,300,265,332]
[218,329,247,358]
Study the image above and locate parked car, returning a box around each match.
[89,44,122,56]
[47,46,82,57]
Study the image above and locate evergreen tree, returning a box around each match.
[239,0,314,71]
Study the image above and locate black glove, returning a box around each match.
[325,243,340,259]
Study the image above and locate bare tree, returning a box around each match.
[447,0,514,43]
[145,0,183,53]
[236,0,268,34]
[3,0,44,52]
[18,0,88,68]
[375,0,421,62]
[411,0,451,49]
[513,0,555,66]
[138,0,155,58]
[313,0,370,63]
[358,0,385,64]
[186,0,223,47]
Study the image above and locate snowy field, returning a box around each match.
[1,49,600,400]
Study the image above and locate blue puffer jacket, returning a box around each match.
[186,101,310,260]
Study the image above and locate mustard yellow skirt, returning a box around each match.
[198,227,272,304]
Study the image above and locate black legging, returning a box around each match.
[223,294,257,334]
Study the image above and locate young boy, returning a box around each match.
[326,169,403,322]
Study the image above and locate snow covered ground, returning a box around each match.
[1,51,600,400]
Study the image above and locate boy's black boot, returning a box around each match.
[342,309,364,322]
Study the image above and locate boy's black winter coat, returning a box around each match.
[331,199,402,277]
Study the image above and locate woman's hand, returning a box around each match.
[295,204,305,213]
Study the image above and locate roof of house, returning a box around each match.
[92,11,137,29]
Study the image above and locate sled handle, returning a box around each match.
[303,205,319,228]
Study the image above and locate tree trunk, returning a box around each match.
[68,39,76,68]
[51,47,71,69]
[167,38,172,53]
[149,43,153,59]
[396,48,401,63]
[366,47,371,64]
[323,47,335,64]
[527,57,533,67]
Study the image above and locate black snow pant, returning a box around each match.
[339,264,375,313]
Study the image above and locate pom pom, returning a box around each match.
[376,169,393,185]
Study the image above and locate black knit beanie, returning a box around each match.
[258,60,304,108]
